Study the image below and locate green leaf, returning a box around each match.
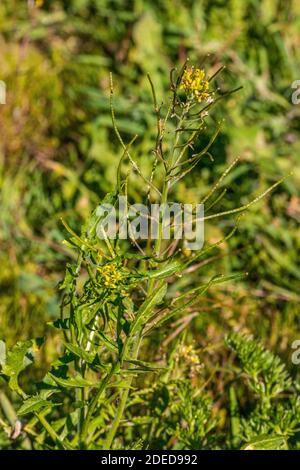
[48,373,99,389]
[127,438,144,450]
[226,333,292,397]
[2,340,33,395]
[121,368,156,375]
[17,395,56,416]
[143,261,181,280]
[130,283,167,336]
[48,318,70,330]
[95,331,119,352]
[125,359,165,371]
[242,435,288,450]
[106,380,134,389]
[63,342,95,363]
[59,263,78,291]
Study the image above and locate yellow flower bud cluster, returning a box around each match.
[98,264,123,289]
[176,343,203,377]
[179,344,199,365]
[180,67,210,103]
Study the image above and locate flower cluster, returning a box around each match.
[98,264,123,289]
[176,343,203,376]
[180,67,210,103]
[179,344,199,364]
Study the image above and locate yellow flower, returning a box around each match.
[180,67,210,103]
[98,264,122,289]
[182,247,192,258]
[177,344,201,369]
[35,0,44,7]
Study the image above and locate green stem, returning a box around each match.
[104,332,142,449]
[36,412,69,448]
[148,107,186,290]
[81,364,117,442]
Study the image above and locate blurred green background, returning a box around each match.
[0,0,299,374]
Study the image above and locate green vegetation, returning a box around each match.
[0,0,299,450]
